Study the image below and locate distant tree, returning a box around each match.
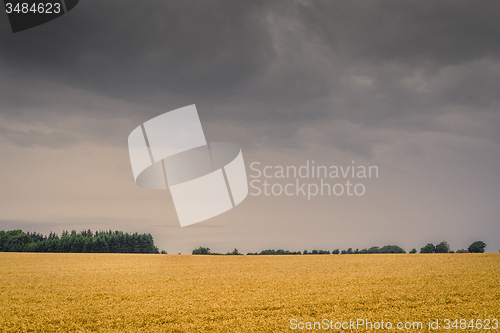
[332,249,340,254]
[192,247,210,255]
[347,248,353,254]
[26,231,45,243]
[303,250,308,255]
[255,249,298,255]
[379,245,406,254]
[420,243,434,253]
[94,237,108,253]
[228,248,240,255]
[409,248,417,254]
[160,250,167,254]
[16,233,33,246]
[434,241,450,253]
[468,241,486,253]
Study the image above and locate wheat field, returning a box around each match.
[0,253,498,332]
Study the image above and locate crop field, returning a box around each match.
[0,253,498,332]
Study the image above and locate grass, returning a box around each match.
[0,253,498,332]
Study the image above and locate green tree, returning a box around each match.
[409,248,417,254]
[468,241,486,253]
[15,233,33,246]
[434,241,450,253]
[192,247,210,255]
[95,237,108,253]
[420,243,434,253]
[379,245,406,254]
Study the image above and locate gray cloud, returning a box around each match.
[0,1,499,137]
[0,1,275,108]
[0,126,79,148]
[297,1,500,64]
[1,2,499,115]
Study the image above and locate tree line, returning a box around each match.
[0,230,488,255]
[413,240,486,254]
[193,245,407,255]
[0,229,159,254]
[194,241,489,255]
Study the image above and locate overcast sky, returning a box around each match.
[0,0,499,253]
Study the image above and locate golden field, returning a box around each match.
[0,253,498,332]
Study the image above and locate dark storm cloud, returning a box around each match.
[0,0,499,148]
[0,0,277,111]
[297,0,500,65]
[292,0,500,124]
